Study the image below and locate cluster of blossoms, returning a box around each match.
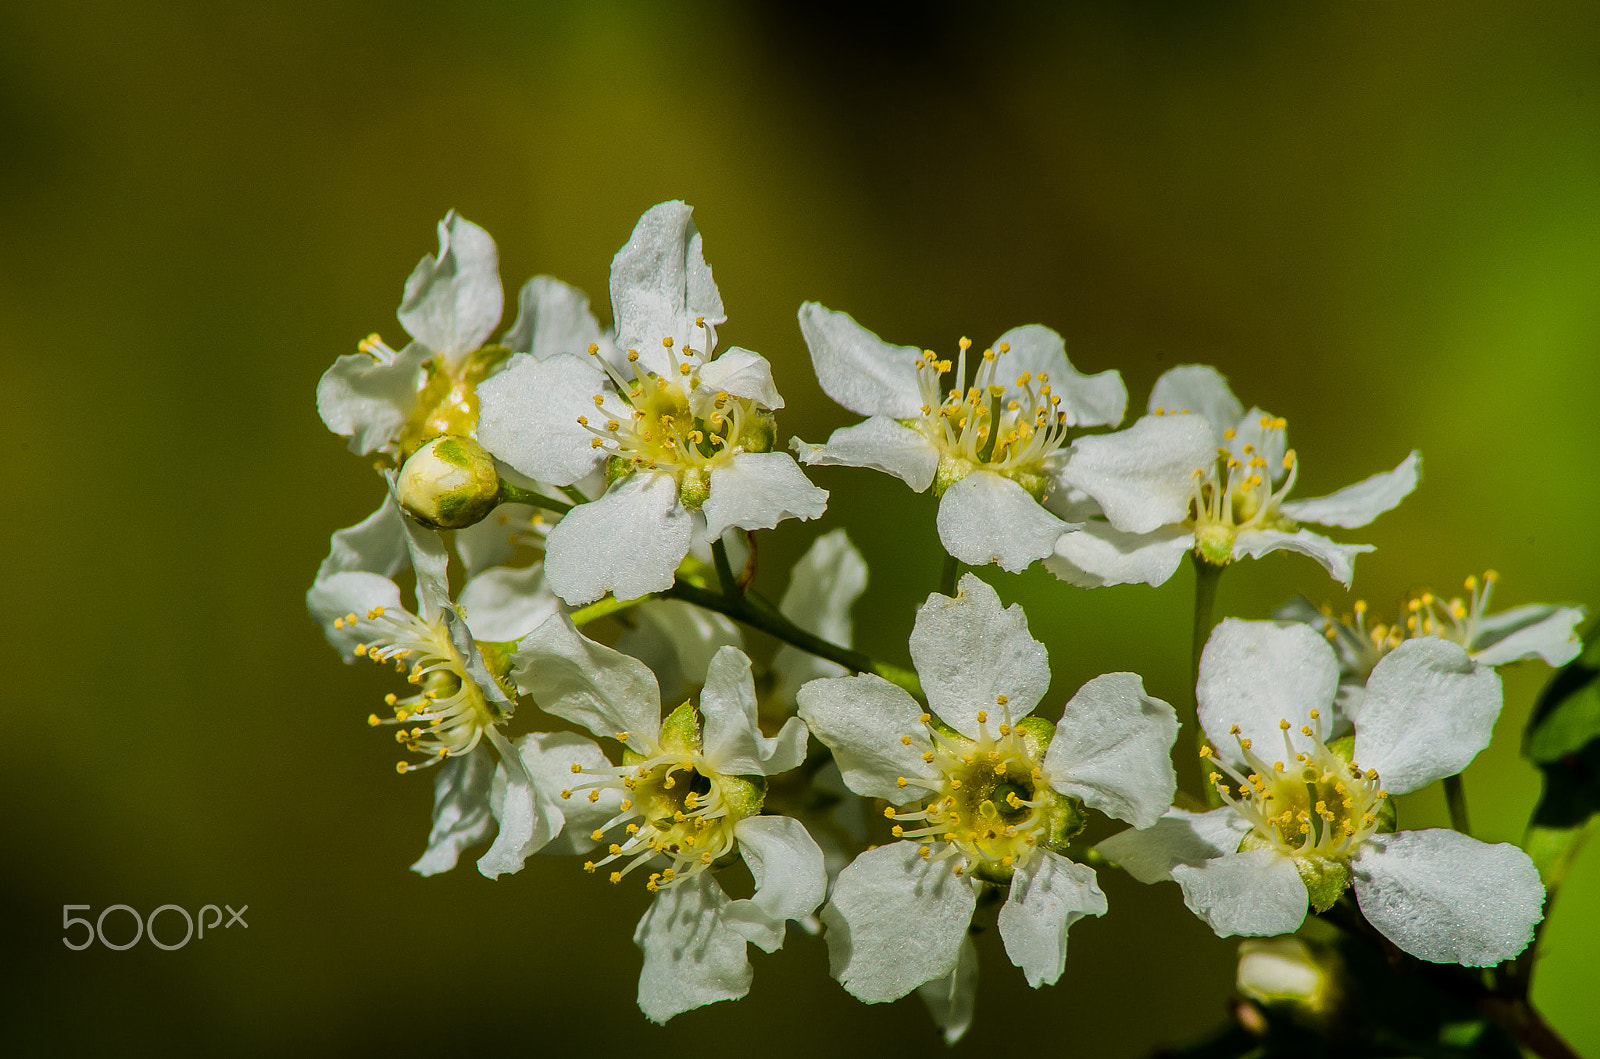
[307,203,1584,1041]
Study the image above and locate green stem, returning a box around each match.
[1444,773,1472,837]
[939,552,962,597]
[497,481,572,515]
[569,593,657,628]
[712,538,741,599]
[1190,553,1225,803]
[558,484,591,506]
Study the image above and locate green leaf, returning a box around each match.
[1525,622,1600,763]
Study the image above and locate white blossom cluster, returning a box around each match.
[307,203,1584,1039]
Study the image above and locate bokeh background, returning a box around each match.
[3,2,1599,1055]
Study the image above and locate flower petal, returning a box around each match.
[998,850,1108,988]
[1095,807,1249,883]
[315,342,431,456]
[1197,619,1340,767]
[1471,603,1587,667]
[453,501,541,577]
[316,495,410,581]
[796,674,940,801]
[502,275,608,360]
[1044,521,1193,588]
[797,302,924,418]
[616,599,744,700]
[611,201,725,373]
[910,573,1052,735]
[773,529,869,706]
[457,561,559,644]
[634,873,750,1024]
[820,842,977,1003]
[700,647,809,776]
[791,417,939,492]
[1233,527,1373,588]
[306,571,403,659]
[1354,829,1544,966]
[701,451,828,543]
[400,511,452,621]
[543,472,694,606]
[1353,638,1502,795]
[936,470,1070,573]
[725,815,828,953]
[917,936,979,1047]
[1062,413,1215,535]
[1280,450,1421,529]
[994,324,1126,428]
[477,726,558,879]
[1171,849,1308,938]
[398,212,502,355]
[409,749,496,877]
[511,613,663,742]
[692,347,783,412]
[1043,673,1179,829]
[476,351,608,486]
[514,730,623,856]
[1147,365,1243,443]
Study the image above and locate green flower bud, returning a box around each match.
[396,435,501,529]
[678,466,711,509]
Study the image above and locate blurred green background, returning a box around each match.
[3,2,1599,1054]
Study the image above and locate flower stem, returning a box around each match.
[1444,773,1472,836]
[712,537,741,599]
[939,552,962,597]
[1190,553,1225,803]
[497,481,573,515]
[569,593,655,627]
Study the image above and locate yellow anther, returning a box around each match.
[366,714,380,727]
[678,363,691,376]
[353,643,368,657]
[395,762,409,774]
[609,872,622,884]
[919,713,932,725]
[897,777,908,788]
[1199,745,1213,758]
[1240,738,1253,750]
[1279,719,1291,730]
[1229,724,1241,735]
[995,694,1009,706]
[922,751,935,763]
[570,763,582,774]
[1308,709,1320,720]
[958,337,972,350]
[976,710,988,724]
[587,790,600,803]
[900,735,912,746]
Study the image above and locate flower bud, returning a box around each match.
[1236,937,1336,1015]
[396,435,501,529]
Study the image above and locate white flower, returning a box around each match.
[792,303,1127,572]
[477,202,828,606]
[1048,364,1420,588]
[770,529,870,707]
[511,614,826,1023]
[306,510,554,879]
[1097,619,1545,967]
[796,574,1177,1021]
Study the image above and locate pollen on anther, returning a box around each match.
[896,776,908,788]
[900,734,912,746]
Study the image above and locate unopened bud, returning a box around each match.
[396,435,501,529]
[1236,938,1336,1015]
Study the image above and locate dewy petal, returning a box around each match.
[692,347,783,412]
[820,841,977,1003]
[634,873,751,1024]
[477,726,557,879]
[306,571,403,658]
[700,647,809,776]
[1471,604,1587,667]
[772,529,869,705]
[917,935,979,1047]
[315,342,432,456]
[1062,413,1215,535]
[797,301,924,418]
[1197,619,1339,766]
[1353,830,1544,967]
[315,494,408,581]
[514,730,622,857]
[1043,673,1179,829]
[935,470,1070,573]
[398,211,502,355]
[1044,521,1193,589]
[1095,807,1250,883]
[1353,638,1502,796]
[701,452,828,543]
[994,324,1126,428]
[410,748,496,877]
[998,850,1108,988]
[1280,451,1422,529]
[910,573,1052,736]
[796,674,940,802]
[511,613,664,743]
[543,472,694,606]
[1170,849,1308,938]
[1147,365,1243,444]
[610,201,725,372]
[724,815,828,953]
[791,417,939,492]
[502,275,608,360]
[457,562,559,642]
[1232,527,1373,589]
[476,351,608,487]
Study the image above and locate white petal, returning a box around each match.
[797,302,924,418]
[502,275,607,360]
[457,562,559,643]
[1043,673,1179,829]
[476,351,607,487]
[1044,521,1193,588]
[910,573,1051,737]
[1095,807,1249,883]
[701,452,828,542]
[994,324,1126,428]
[634,874,750,1024]
[936,471,1068,573]
[1062,414,1215,534]
[1233,527,1373,588]
[1170,849,1308,938]
[513,730,622,856]
[791,417,939,492]
[1197,619,1339,767]
[796,674,940,802]
[410,749,496,876]
[692,347,783,412]
[315,343,431,456]
[700,647,809,776]
[1471,604,1587,667]
[617,599,744,698]
[773,530,869,705]
[477,727,557,879]
[453,501,538,578]
[511,613,663,742]
[316,495,409,581]
[543,472,693,606]
[1353,638,1502,795]
[1147,365,1243,443]
[610,201,725,372]
[998,851,1107,988]
[1280,451,1421,528]
[400,512,452,622]
[398,212,502,355]
[1354,830,1544,967]
[820,842,977,1003]
[917,936,979,1047]
[725,815,828,953]
[306,571,403,658]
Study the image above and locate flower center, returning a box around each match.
[908,338,1071,497]
[1184,414,1299,564]
[337,605,498,773]
[1316,571,1500,678]
[358,334,510,460]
